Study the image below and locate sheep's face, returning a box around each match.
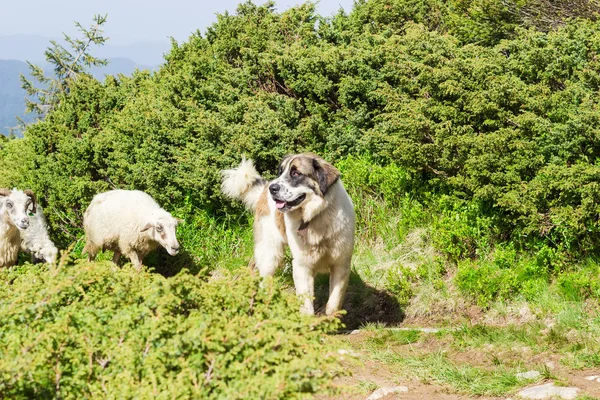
[0,189,36,230]
[140,216,180,256]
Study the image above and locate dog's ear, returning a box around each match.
[312,158,340,195]
[278,155,293,176]
[24,190,37,214]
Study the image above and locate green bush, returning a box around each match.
[0,262,342,399]
[2,0,600,255]
[454,245,558,307]
[556,261,600,300]
[431,198,496,261]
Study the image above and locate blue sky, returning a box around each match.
[0,0,355,45]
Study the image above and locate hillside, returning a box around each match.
[1,0,600,398]
[0,34,169,65]
[0,58,156,134]
[0,60,34,133]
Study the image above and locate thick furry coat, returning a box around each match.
[83,190,180,270]
[222,154,355,315]
[0,188,37,267]
[0,212,21,268]
[20,205,58,264]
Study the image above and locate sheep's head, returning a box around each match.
[0,188,36,230]
[140,213,181,256]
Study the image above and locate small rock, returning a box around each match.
[518,382,579,399]
[366,385,409,400]
[337,348,359,357]
[544,361,555,370]
[516,370,541,380]
[585,375,600,382]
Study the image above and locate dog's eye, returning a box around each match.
[291,169,301,177]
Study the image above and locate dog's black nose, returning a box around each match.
[269,183,281,194]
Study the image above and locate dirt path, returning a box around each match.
[322,329,600,400]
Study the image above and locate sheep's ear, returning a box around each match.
[0,188,10,207]
[140,223,154,232]
[24,190,37,213]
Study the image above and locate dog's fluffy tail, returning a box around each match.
[221,158,266,211]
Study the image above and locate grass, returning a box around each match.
[17,159,600,398]
[320,178,600,398]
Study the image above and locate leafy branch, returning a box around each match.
[20,14,109,117]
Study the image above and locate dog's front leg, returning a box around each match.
[292,261,315,315]
[326,260,351,316]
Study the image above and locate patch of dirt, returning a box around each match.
[323,329,600,400]
[320,351,503,400]
[565,370,600,398]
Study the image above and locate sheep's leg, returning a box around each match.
[85,243,98,262]
[112,251,121,265]
[128,251,143,271]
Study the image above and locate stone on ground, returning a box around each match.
[516,370,541,380]
[517,382,579,399]
[366,385,409,400]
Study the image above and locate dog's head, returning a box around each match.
[268,153,340,212]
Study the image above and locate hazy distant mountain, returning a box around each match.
[0,34,170,66]
[95,42,171,66]
[0,33,168,134]
[0,60,34,134]
[0,57,157,135]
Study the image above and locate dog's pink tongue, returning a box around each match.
[275,200,286,209]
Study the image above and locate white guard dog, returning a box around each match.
[221,153,355,315]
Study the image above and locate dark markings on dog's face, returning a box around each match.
[270,153,341,212]
[280,153,340,195]
[277,155,293,176]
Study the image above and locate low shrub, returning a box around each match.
[431,198,496,262]
[454,245,558,307]
[556,261,600,301]
[0,262,343,399]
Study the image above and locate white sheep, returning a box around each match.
[0,188,36,267]
[20,204,58,264]
[83,189,181,270]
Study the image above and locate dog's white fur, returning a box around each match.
[221,154,355,315]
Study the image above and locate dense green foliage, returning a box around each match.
[21,14,109,116]
[1,1,600,396]
[0,262,341,398]
[1,0,599,257]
